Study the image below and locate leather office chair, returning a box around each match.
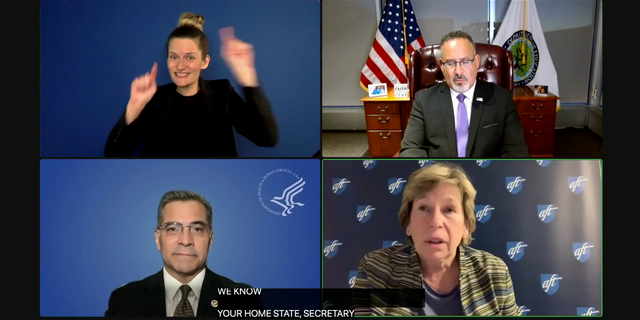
[392,43,514,157]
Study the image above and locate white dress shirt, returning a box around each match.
[450,82,477,129]
[164,267,206,316]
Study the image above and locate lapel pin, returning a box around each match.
[211,300,218,307]
[476,97,483,102]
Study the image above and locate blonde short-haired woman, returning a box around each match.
[353,162,519,316]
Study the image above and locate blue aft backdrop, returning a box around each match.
[322,159,602,316]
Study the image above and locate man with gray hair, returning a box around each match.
[400,30,529,158]
[105,190,263,316]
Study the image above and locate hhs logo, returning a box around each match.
[388,178,407,195]
[356,205,375,223]
[476,160,491,168]
[257,169,306,217]
[506,241,527,261]
[537,160,551,167]
[577,307,599,316]
[332,178,350,195]
[348,271,358,288]
[573,242,593,262]
[568,176,587,194]
[363,160,377,170]
[517,306,530,316]
[382,241,402,248]
[506,176,526,194]
[540,274,562,295]
[323,240,342,258]
[418,160,433,167]
[475,205,494,223]
[537,204,558,223]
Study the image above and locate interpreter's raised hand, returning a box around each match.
[126,63,158,124]
[219,27,258,87]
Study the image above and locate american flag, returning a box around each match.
[360,0,425,91]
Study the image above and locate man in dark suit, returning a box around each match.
[400,30,529,158]
[105,190,263,316]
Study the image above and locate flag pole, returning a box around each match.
[521,0,527,65]
[401,0,409,67]
[401,0,409,87]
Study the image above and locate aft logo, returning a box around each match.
[418,160,433,167]
[506,241,527,261]
[540,274,562,295]
[323,240,342,259]
[363,160,377,170]
[537,204,558,223]
[537,160,551,167]
[388,178,407,195]
[356,205,375,223]
[382,241,402,248]
[475,205,494,223]
[577,307,599,316]
[506,176,526,194]
[476,160,491,168]
[568,176,587,194]
[573,242,593,263]
[517,306,530,316]
[348,271,358,288]
[332,178,350,195]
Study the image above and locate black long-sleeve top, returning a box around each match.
[105,77,279,157]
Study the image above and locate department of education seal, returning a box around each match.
[257,169,305,217]
[502,30,540,86]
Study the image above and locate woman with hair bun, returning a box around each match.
[105,13,279,157]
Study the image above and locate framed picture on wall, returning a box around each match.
[368,83,388,98]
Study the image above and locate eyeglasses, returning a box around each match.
[441,59,474,70]
[157,222,211,236]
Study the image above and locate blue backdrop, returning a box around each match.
[40,159,321,316]
[323,159,602,316]
[40,0,320,157]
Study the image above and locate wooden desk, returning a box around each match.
[513,86,559,157]
[361,85,559,158]
[361,88,412,157]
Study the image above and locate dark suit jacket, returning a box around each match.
[104,77,279,157]
[105,268,263,317]
[400,80,529,158]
